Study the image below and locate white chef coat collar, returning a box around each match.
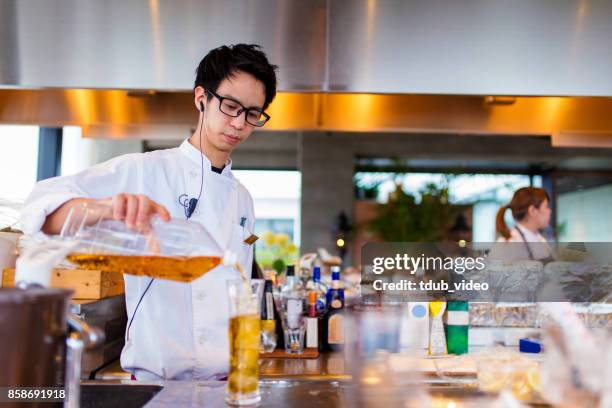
[179,139,234,176]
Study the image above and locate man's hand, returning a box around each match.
[103,194,171,231]
[42,194,171,236]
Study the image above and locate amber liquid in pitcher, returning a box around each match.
[66,253,222,282]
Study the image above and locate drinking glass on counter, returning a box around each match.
[226,280,261,406]
[282,319,306,354]
[279,296,305,354]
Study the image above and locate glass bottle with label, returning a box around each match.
[306,291,324,349]
[323,267,345,351]
[306,266,328,316]
[260,279,277,352]
[280,265,306,353]
[280,265,305,329]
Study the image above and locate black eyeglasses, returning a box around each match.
[205,88,270,127]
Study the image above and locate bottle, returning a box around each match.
[325,266,344,305]
[280,265,305,329]
[428,301,447,356]
[260,279,277,352]
[306,266,328,315]
[445,301,469,355]
[305,291,320,349]
[323,267,345,351]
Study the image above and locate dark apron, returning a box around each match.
[515,227,555,263]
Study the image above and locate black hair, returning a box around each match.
[194,44,278,110]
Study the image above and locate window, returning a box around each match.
[232,170,301,251]
[0,125,39,201]
[354,172,541,242]
[557,176,612,241]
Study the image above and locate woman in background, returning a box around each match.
[495,187,553,261]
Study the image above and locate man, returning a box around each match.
[20,44,278,380]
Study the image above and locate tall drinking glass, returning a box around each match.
[226,279,261,406]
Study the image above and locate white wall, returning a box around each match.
[61,126,143,176]
[558,184,612,241]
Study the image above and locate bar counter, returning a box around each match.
[88,351,533,407]
[80,378,504,408]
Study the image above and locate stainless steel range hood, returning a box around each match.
[1,0,612,96]
[2,89,612,149]
[2,0,612,146]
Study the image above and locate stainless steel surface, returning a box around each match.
[68,313,106,349]
[70,296,127,380]
[0,287,72,408]
[2,0,612,96]
[0,0,326,91]
[79,379,504,407]
[65,334,85,408]
[65,314,106,408]
[3,88,612,144]
[69,295,126,326]
[328,0,612,96]
[0,0,19,85]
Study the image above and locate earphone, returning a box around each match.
[178,98,206,219]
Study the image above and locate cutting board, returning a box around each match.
[2,268,124,300]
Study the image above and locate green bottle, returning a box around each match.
[445,301,469,355]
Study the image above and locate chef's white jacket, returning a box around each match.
[20,139,255,380]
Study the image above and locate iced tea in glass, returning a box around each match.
[226,280,261,406]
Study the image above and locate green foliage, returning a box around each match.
[255,231,298,274]
[369,180,462,242]
[272,259,286,275]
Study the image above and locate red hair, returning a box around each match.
[496,187,549,239]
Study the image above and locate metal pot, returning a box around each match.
[0,287,70,387]
[0,287,103,408]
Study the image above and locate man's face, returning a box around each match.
[201,70,266,154]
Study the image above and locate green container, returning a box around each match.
[445,301,469,355]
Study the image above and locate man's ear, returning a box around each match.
[194,86,206,112]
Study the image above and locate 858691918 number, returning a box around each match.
[1,387,65,402]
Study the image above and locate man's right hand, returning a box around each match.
[102,193,171,231]
[42,194,171,235]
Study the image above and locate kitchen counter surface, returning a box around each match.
[82,379,502,408]
[89,349,550,407]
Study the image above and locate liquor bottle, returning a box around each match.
[325,266,344,305]
[306,266,328,315]
[323,268,345,351]
[280,265,305,329]
[305,291,321,349]
[260,279,277,352]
